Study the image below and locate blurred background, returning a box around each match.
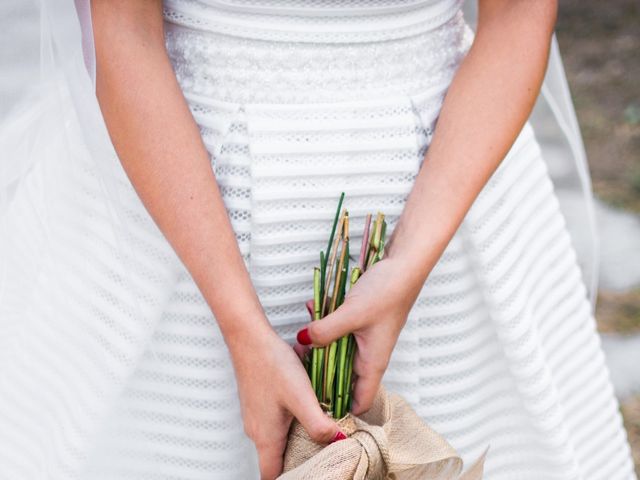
[555,1,640,474]
[0,0,638,474]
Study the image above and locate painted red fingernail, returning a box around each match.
[296,328,312,346]
[330,431,347,443]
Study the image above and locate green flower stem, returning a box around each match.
[313,266,322,321]
[311,267,322,398]
[331,223,350,416]
[344,333,356,413]
[311,348,319,399]
[323,220,348,405]
[337,236,349,306]
[364,215,378,269]
[325,341,338,408]
[306,195,389,416]
[334,334,349,418]
[319,250,326,308]
[358,213,372,270]
[366,213,383,269]
[321,195,345,317]
[314,197,344,406]
[333,256,349,417]
[372,212,383,249]
[315,347,324,401]
[329,215,348,313]
[321,217,343,317]
[350,266,361,287]
[324,192,345,275]
[377,220,387,261]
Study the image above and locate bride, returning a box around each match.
[0,0,636,478]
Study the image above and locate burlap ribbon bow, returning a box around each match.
[279,385,489,479]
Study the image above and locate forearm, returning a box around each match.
[386,0,558,288]
[91,0,272,350]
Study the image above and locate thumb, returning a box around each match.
[285,383,347,444]
[296,300,363,347]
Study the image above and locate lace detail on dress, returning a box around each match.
[189,0,439,11]
[164,10,471,104]
[162,0,463,43]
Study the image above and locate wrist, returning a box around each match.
[385,222,437,289]
[219,305,277,360]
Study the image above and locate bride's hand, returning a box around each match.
[228,326,347,480]
[295,254,424,416]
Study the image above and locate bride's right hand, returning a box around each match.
[227,323,347,480]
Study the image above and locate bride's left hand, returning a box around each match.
[295,254,426,416]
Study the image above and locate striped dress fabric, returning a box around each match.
[0,0,636,479]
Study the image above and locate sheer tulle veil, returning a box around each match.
[0,0,600,330]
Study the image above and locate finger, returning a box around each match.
[292,342,310,361]
[256,435,287,480]
[305,295,334,320]
[305,298,314,318]
[285,383,346,444]
[297,300,364,347]
[350,353,385,416]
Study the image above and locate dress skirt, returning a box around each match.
[0,0,635,479]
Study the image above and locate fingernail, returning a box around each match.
[330,431,347,443]
[296,328,312,346]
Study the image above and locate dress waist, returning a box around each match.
[163,0,464,43]
[163,0,473,105]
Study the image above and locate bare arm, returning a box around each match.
[299,0,558,414]
[91,2,343,477]
[387,0,558,279]
[91,0,267,346]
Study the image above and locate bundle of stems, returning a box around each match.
[305,192,387,420]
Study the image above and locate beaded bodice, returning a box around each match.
[162,0,464,40]
[162,0,472,104]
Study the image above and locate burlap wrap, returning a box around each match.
[279,385,488,479]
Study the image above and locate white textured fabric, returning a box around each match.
[0,1,636,479]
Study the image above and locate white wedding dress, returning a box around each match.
[0,0,636,479]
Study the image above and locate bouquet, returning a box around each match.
[279,193,489,479]
[303,191,382,419]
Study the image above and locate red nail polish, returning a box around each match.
[297,328,312,346]
[330,431,347,443]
